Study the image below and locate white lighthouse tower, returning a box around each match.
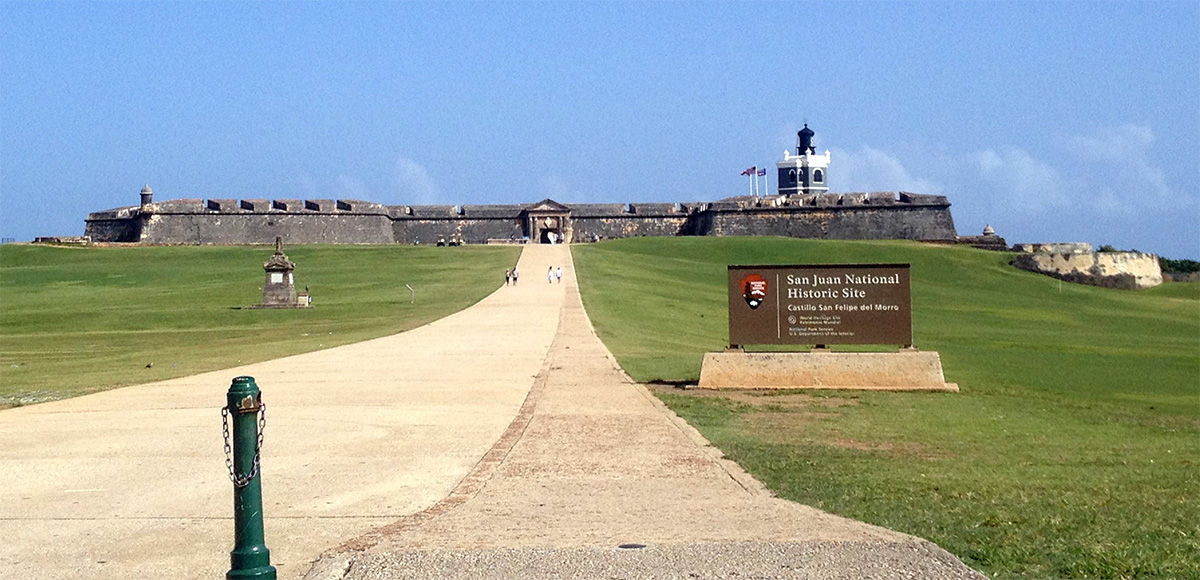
[776,124,831,196]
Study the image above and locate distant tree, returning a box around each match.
[1160,257,1200,274]
[1097,244,1141,253]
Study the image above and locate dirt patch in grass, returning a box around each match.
[738,411,952,459]
[653,387,956,460]
[828,438,952,459]
[650,385,860,410]
[738,410,839,445]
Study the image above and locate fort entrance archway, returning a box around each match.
[524,199,572,244]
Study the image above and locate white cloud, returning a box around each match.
[539,175,585,203]
[394,158,439,204]
[811,127,1192,255]
[1094,190,1124,215]
[1063,124,1178,206]
[295,175,320,198]
[971,147,1071,211]
[831,146,942,194]
[1066,124,1154,162]
[773,123,801,155]
[335,175,370,200]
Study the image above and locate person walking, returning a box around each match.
[512,267,519,285]
[547,266,554,284]
[505,269,511,286]
[555,267,562,283]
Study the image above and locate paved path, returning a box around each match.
[311,247,986,579]
[0,244,569,580]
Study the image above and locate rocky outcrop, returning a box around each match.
[1011,248,1163,289]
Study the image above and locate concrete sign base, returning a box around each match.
[698,349,958,391]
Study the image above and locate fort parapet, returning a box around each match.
[84,191,958,245]
[86,197,394,245]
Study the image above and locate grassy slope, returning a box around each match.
[0,244,519,405]
[574,237,1199,580]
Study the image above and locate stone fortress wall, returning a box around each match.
[1010,243,1163,290]
[703,193,958,240]
[85,190,960,246]
[85,198,396,245]
[84,126,968,246]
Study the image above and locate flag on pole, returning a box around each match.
[757,169,766,176]
[741,166,756,176]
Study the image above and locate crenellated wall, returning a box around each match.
[84,191,960,245]
[391,218,525,245]
[138,212,394,245]
[84,207,143,242]
[87,199,393,245]
[700,192,956,240]
[569,203,700,240]
[572,215,694,239]
[706,206,956,240]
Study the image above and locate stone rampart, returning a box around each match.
[87,198,394,245]
[84,207,143,242]
[84,190,960,245]
[572,215,693,239]
[701,192,956,240]
[139,212,393,245]
[392,218,524,245]
[707,205,956,240]
[1011,251,1163,289]
[1012,242,1093,254]
[567,203,706,240]
[389,204,526,244]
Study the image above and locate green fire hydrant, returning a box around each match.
[224,376,277,580]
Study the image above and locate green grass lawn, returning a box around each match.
[0,243,519,406]
[574,237,1200,580]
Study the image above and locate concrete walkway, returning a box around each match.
[0,244,569,580]
[311,247,986,579]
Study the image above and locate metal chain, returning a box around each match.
[222,402,266,488]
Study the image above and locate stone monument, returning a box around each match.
[258,237,308,308]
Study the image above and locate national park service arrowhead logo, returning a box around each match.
[740,274,768,310]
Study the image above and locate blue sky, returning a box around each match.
[2,1,1197,257]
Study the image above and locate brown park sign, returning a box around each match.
[728,264,912,347]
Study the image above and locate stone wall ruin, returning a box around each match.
[1010,243,1163,289]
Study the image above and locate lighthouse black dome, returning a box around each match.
[798,124,815,154]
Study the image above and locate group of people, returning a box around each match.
[505,265,565,286]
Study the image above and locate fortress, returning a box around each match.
[85,126,967,246]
